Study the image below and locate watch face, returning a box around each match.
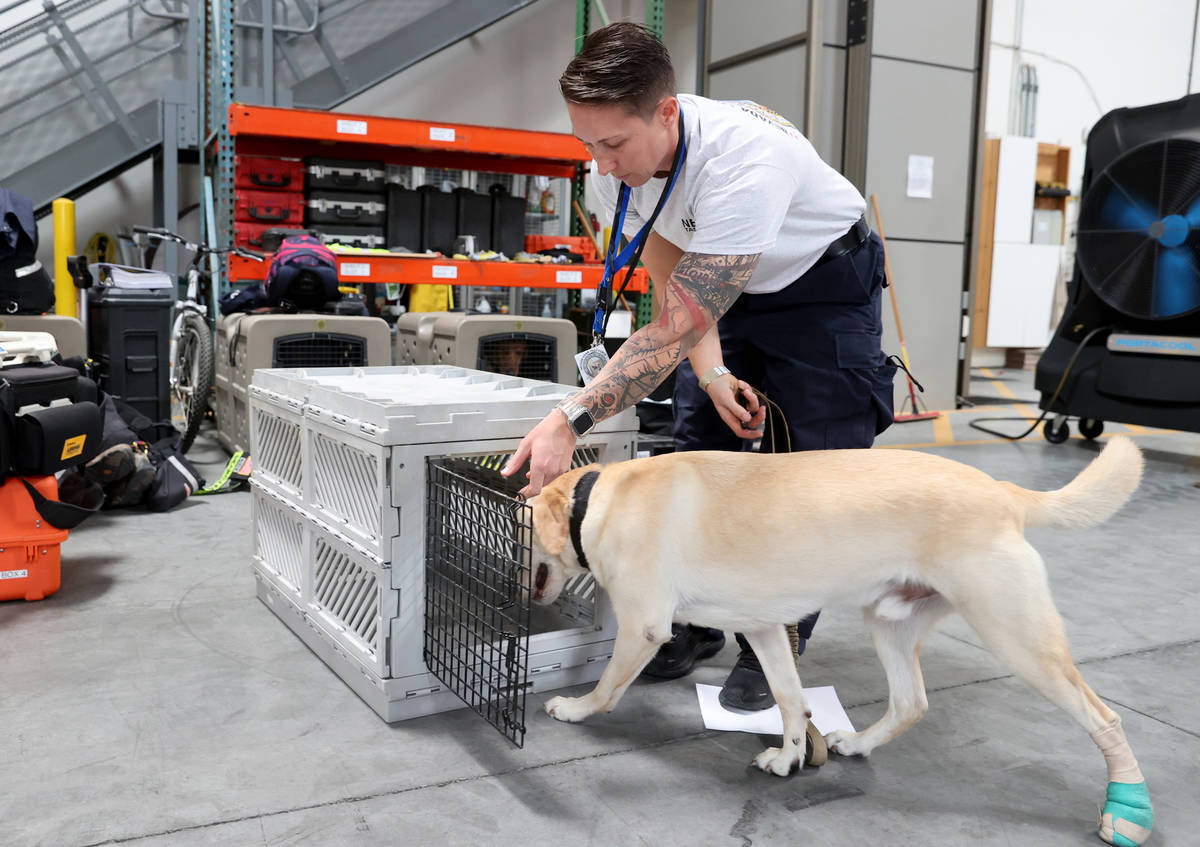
[573,410,595,436]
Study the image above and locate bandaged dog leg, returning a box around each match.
[1091,717,1153,847]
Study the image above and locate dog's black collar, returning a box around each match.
[569,471,600,571]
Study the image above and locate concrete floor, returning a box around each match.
[3,368,1199,846]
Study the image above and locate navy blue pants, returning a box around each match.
[673,234,897,655]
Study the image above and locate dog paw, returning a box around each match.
[753,746,800,777]
[544,695,592,723]
[825,730,871,757]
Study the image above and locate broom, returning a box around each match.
[870,194,941,423]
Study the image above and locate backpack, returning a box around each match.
[264,234,339,311]
[1,189,52,315]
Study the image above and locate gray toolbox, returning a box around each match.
[304,158,386,193]
[305,191,387,228]
[314,226,388,250]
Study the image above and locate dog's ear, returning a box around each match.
[532,480,571,557]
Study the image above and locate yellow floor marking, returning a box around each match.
[932,413,954,445]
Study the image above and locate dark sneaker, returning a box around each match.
[640,624,725,680]
[57,469,105,511]
[106,450,155,508]
[718,648,774,711]
[84,443,136,485]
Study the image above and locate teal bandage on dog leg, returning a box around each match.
[1091,717,1152,846]
[1098,781,1153,846]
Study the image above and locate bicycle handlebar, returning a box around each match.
[131,226,265,261]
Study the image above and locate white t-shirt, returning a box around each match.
[591,94,865,295]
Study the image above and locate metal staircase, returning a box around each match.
[0,0,535,218]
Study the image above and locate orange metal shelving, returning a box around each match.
[228,103,589,178]
[228,252,647,293]
[225,103,637,292]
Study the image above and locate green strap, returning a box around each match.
[195,451,248,495]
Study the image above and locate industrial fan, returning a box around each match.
[1035,94,1200,442]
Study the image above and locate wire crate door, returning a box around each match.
[424,457,532,746]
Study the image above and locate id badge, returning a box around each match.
[575,343,610,385]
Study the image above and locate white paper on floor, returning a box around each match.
[695,684,856,736]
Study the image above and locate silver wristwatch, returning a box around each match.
[556,398,596,438]
[698,365,732,391]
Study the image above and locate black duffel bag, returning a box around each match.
[0,363,103,478]
[13,401,102,475]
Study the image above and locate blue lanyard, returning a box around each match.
[592,109,687,340]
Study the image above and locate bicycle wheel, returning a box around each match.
[171,311,214,454]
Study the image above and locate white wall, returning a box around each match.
[987,0,1200,191]
[33,0,699,269]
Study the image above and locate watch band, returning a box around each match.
[556,398,595,437]
[698,365,732,391]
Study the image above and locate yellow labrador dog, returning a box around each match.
[528,437,1153,846]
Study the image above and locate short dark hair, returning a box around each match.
[559,22,676,117]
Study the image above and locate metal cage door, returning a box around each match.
[424,457,532,746]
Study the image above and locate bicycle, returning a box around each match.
[129,226,264,453]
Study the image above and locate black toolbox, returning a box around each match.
[87,281,172,422]
[386,185,422,251]
[313,226,388,250]
[305,191,388,228]
[418,185,456,254]
[489,184,526,257]
[305,158,386,193]
[454,188,492,252]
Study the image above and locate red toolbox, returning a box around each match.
[0,475,69,602]
[234,189,305,225]
[234,221,311,251]
[524,234,598,262]
[235,155,305,191]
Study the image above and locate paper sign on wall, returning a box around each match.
[907,154,934,199]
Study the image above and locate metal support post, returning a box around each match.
[262,0,275,105]
[155,99,181,277]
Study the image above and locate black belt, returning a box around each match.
[814,215,870,267]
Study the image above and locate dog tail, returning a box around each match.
[1015,435,1143,529]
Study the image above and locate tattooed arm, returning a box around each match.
[502,250,761,495]
[574,251,761,421]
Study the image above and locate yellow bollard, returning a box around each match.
[52,198,77,318]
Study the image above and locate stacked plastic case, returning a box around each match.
[393,312,579,385]
[305,158,388,250]
[248,365,637,723]
[213,313,391,454]
[234,156,306,247]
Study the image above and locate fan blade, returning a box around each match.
[1100,187,1154,232]
[1186,193,1200,227]
[1153,246,1200,317]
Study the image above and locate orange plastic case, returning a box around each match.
[523,234,598,263]
[0,475,69,602]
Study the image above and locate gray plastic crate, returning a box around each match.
[249,365,638,725]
